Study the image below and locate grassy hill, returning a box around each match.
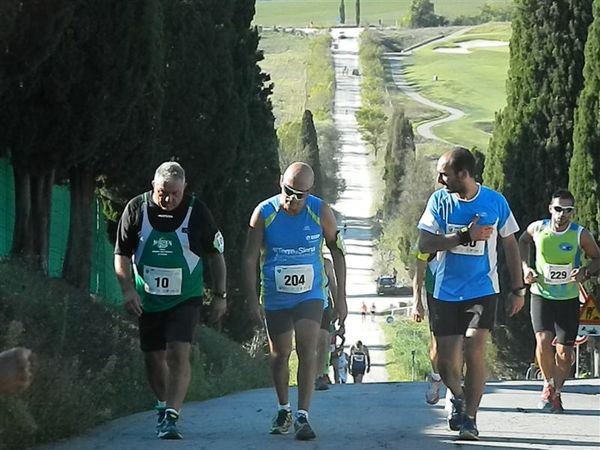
[254,0,512,28]
[402,22,512,150]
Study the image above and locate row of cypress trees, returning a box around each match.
[485,0,599,373]
[0,0,280,338]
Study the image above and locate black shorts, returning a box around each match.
[138,298,201,352]
[430,295,497,337]
[320,305,332,331]
[530,294,579,346]
[265,299,324,336]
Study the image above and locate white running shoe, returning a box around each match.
[425,372,442,405]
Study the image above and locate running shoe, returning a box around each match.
[157,410,182,440]
[270,409,293,434]
[459,416,479,440]
[538,384,555,410]
[156,406,166,431]
[294,415,316,440]
[315,376,330,391]
[425,373,442,405]
[447,397,465,431]
[550,392,564,413]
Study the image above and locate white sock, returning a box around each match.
[296,409,309,419]
[156,400,166,409]
[278,403,291,411]
[431,372,441,382]
[544,378,555,388]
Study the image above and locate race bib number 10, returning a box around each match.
[275,264,314,294]
[447,223,485,256]
[143,266,183,295]
[543,264,572,285]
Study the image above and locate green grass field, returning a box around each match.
[259,31,311,125]
[254,0,512,28]
[402,22,512,150]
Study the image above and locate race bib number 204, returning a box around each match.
[275,264,314,294]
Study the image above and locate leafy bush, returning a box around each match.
[0,259,269,450]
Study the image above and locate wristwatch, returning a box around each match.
[213,291,227,299]
[511,286,527,296]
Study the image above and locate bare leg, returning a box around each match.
[535,331,556,383]
[295,318,321,411]
[144,350,168,402]
[554,344,574,391]
[315,329,330,378]
[165,342,192,410]
[268,330,294,406]
[463,329,488,417]
[429,332,439,373]
[436,335,464,399]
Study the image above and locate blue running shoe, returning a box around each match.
[157,409,182,440]
[447,397,465,431]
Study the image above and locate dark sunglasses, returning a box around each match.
[552,205,574,213]
[283,184,309,200]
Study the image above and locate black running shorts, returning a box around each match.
[530,294,579,346]
[138,298,201,352]
[265,299,324,336]
[430,295,497,336]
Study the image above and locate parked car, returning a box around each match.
[376,276,413,296]
[376,276,397,295]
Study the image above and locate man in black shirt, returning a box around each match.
[114,161,226,439]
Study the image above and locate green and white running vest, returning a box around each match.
[133,194,204,312]
[530,219,583,300]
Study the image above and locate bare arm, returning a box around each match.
[322,203,347,326]
[242,206,264,326]
[501,233,525,317]
[412,258,427,322]
[518,222,538,284]
[572,229,600,282]
[324,258,338,310]
[114,254,142,316]
[206,252,227,322]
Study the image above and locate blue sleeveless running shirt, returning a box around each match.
[259,194,328,310]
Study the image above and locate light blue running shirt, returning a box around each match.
[259,194,328,310]
[418,185,519,302]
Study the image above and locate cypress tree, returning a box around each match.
[483,0,593,375]
[339,0,346,24]
[383,107,415,218]
[485,0,593,228]
[301,109,323,197]
[355,0,360,26]
[570,0,600,237]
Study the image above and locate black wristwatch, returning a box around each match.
[511,286,527,296]
[213,291,227,299]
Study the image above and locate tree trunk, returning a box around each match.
[31,168,55,274]
[12,165,54,273]
[12,165,33,257]
[63,165,94,290]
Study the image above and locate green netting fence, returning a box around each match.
[0,158,122,305]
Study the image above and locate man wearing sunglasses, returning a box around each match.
[243,162,347,441]
[519,189,600,413]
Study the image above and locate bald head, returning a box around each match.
[282,162,314,191]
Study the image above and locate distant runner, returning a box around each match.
[349,340,370,383]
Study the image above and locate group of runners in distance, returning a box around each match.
[106,144,599,442]
[2,146,597,443]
